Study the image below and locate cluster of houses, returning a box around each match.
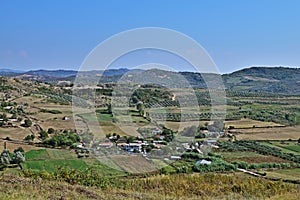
[97,138,166,153]
[0,106,20,127]
[95,127,221,165]
[96,128,169,154]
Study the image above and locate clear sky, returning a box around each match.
[1,0,300,73]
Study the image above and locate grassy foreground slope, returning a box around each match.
[0,172,299,200]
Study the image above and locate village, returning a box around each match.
[92,126,223,165]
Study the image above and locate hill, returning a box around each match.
[223,67,300,95]
[1,66,299,95]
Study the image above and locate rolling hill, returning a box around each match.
[0,66,299,95]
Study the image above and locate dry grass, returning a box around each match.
[225,118,283,129]
[164,121,209,131]
[0,173,102,200]
[261,168,300,181]
[0,127,32,141]
[111,155,157,174]
[0,172,299,200]
[0,140,41,152]
[236,126,300,140]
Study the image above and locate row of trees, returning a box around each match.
[234,141,300,163]
[43,132,80,147]
[0,147,25,170]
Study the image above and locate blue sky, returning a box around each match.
[0,0,300,73]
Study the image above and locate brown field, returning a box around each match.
[0,127,32,141]
[164,121,209,131]
[225,118,283,129]
[91,123,141,139]
[111,155,157,173]
[39,118,76,131]
[235,125,300,140]
[0,140,41,152]
[13,95,44,105]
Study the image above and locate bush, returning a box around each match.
[23,119,32,127]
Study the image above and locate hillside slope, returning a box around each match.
[1,66,299,95]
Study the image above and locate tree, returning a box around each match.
[47,128,55,134]
[39,131,48,140]
[181,126,197,137]
[136,102,145,116]
[208,120,224,132]
[14,147,24,153]
[12,151,25,170]
[107,103,112,114]
[0,149,11,165]
[131,95,139,104]
[23,119,32,127]
[11,113,17,119]
[24,134,35,141]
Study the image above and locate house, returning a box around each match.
[125,143,142,152]
[196,159,212,165]
[170,156,181,160]
[154,143,164,149]
[153,140,165,144]
[152,128,162,135]
[204,139,218,146]
[62,116,70,121]
[3,106,13,110]
[77,143,84,148]
[117,142,127,148]
[9,118,18,122]
[211,144,219,149]
[99,142,113,148]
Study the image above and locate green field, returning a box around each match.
[261,168,300,181]
[23,149,126,176]
[26,148,76,160]
[281,145,300,153]
[22,159,87,172]
[261,142,300,155]
[25,149,50,160]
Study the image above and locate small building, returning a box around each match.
[3,106,13,110]
[204,139,218,146]
[62,116,70,121]
[125,143,142,152]
[9,118,18,122]
[196,159,212,165]
[117,142,127,148]
[152,128,162,135]
[170,156,181,160]
[77,143,84,148]
[99,142,113,148]
[154,143,164,149]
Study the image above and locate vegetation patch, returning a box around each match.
[25,149,50,160]
[22,159,87,172]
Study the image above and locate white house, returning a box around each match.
[125,143,142,152]
[196,159,212,165]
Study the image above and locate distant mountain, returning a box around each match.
[0,68,25,77]
[0,66,299,95]
[24,69,78,77]
[0,68,25,73]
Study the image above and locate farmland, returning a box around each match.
[260,168,300,181]
[0,73,300,199]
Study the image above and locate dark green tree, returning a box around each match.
[23,119,32,127]
[47,128,55,134]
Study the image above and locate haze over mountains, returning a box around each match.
[0,67,299,95]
